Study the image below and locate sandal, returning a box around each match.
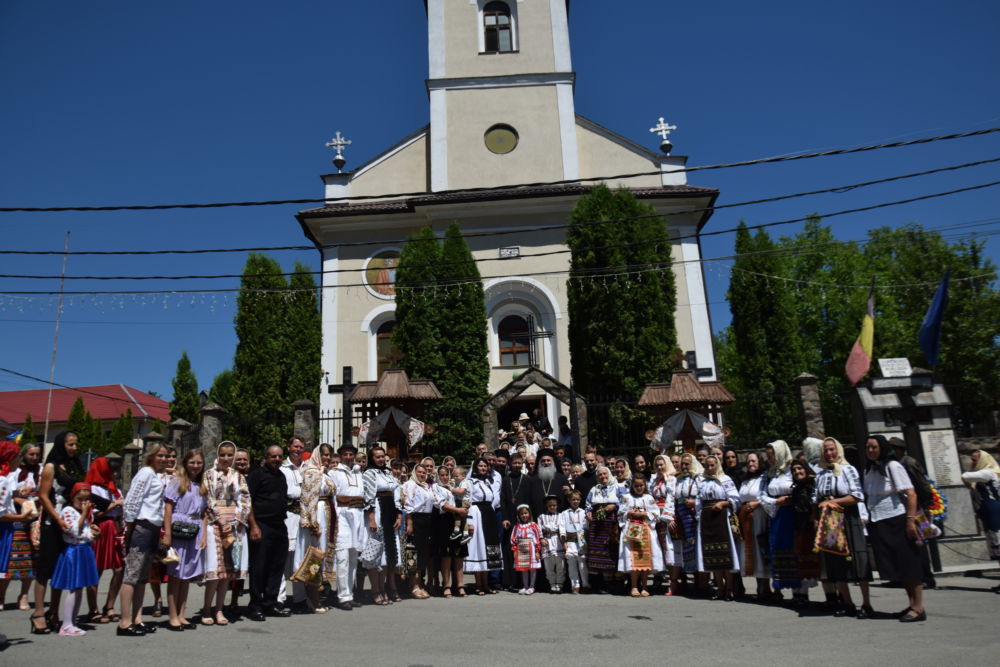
[151,601,164,617]
[200,610,215,626]
[30,614,52,635]
[18,595,31,611]
[215,611,229,626]
[476,589,486,596]
[89,609,110,624]
[102,605,122,623]
[457,587,467,597]
[390,591,402,603]
[442,587,453,598]
[630,588,642,598]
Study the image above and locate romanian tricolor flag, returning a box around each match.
[845,283,875,386]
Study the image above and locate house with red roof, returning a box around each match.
[0,385,170,442]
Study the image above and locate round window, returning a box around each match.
[484,124,518,154]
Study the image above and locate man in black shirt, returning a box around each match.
[574,450,599,502]
[246,445,292,621]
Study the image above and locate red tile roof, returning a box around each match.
[0,385,170,425]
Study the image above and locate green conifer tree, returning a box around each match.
[283,262,322,418]
[108,409,134,453]
[65,397,88,441]
[170,351,200,423]
[394,227,446,383]
[21,412,35,444]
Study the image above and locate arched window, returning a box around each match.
[376,320,400,378]
[498,315,530,367]
[483,1,514,53]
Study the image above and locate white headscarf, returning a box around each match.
[802,437,824,466]
[819,437,847,477]
[768,440,792,475]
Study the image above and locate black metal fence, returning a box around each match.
[318,408,367,446]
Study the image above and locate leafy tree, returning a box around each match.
[149,418,165,436]
[718,222,804,441]
[283,262,322,409]
[429,223,491,458]
[170,351,200,423]
[65,397,88,441]
[209,369,235,410]
[108,410,134,453]
[21,412,34,444]
[566,185,678,435]
[231,254,289,454]
[394,227,446,383]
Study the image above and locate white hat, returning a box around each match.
[518,413,530,421]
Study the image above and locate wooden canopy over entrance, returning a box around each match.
[348,369,442,460]
[482,366,587,451]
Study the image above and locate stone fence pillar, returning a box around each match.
[168,418,192,457]
[199,402,227,468]
[794,373,825,439]
[293,399,317,447]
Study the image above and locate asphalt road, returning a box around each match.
[1,572,998,666]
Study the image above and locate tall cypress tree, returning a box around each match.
[231,253,289,454]
[283,262,322,410]
[65,397,88,440]
[21,412,35,444]
[566,185,678,402]
[170,351,200,423]
[393,227,446,383]
[108,409,134,453]
[431,223,490,458]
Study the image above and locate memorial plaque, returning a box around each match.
[878,357,912,378]
[919,429,962,486]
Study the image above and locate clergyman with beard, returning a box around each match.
[534,448,570,511]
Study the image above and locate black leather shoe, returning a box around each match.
[857,604,875,619]
[335,602,353,611]
[165,623,185,631]
[899,609,927,623]
[266,606,291,618]
[247,610,266,622]
[350,600,363,608]
[136,622,156,634]
[833,605,857,617]
[116,624,146,637]
[181,622,197,630]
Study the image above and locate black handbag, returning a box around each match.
[171,521,199,540]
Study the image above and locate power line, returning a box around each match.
[5,154,999,257]
[2,127,999,215]
[3,177,1000,283]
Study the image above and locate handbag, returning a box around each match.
[400,539,419,577]
[360,527,384,565]
[911,508,939,545]
[814,505,849,556]
[171,521,199,540]
[729,513,742,541]
[290,545,327,584]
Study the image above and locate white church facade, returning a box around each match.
[296,0,720,429]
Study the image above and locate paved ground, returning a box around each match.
[1,571,998,666]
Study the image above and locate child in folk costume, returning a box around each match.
[511,504,542,595]
[50,483,100,636]
[537,496,565,593]
[650,455,677,590]
[448,466,474,544]
[618,476,661,597]
[559,490,589,593]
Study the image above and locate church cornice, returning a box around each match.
[426,71,575,93]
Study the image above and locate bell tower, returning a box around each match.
[426,0,578,191]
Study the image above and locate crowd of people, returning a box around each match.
[1,422,999,638]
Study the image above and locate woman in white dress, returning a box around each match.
[297,444,336,612]
[672,453,703,594]
[737,452,771,600]
[464,458,502,595]
[649,455,676,583]
[201,442,250,624]
[617,476,661,597]
[402,463,435,599]
[696,456,741,600]
[362,446,402,606]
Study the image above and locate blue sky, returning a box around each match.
[1,1,998,402]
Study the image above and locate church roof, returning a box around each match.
[298,182,717,219]
[347,369,443,403]
[638,370,735,407]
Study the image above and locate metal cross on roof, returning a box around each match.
[325,131,352,172]
[649,117,678,154]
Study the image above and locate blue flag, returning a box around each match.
[918,271,950,366]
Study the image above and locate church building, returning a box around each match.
[296,1,719,433]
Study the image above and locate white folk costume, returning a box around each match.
[650,470,677,569]
[559,506,589,589]
[510,520,542,571]
[617,492,661,572]
[674,467,702,574]
[695,474,741,573]
[278,456,305,604]
[296,447,336,586]
[203,448,250,582]
[329,462,366,603]
[815,442,872,583]
[584,481,620,573]
[759,441,800,589]
[361,466,402,570]
[537,511,565,590]
[962,452,1000,561]
[737,473,770,577]
[402,477,435,574]
[464,476,502,572]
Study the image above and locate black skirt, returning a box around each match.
[36,514,66,582]
[409,512,433,573]
[821,505,873,582]
[377,495,400,568]
[869,513,925,582]
[433,508,467,559]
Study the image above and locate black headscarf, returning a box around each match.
[790,460,816,514]
[722,447,744,485]
[46,430,84,491]
[864,434,895,476]
[471,456,491,481]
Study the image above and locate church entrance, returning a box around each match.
[497,397,545,434]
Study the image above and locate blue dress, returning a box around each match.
[50,507,99,590]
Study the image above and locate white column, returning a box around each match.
[549,0,572,71]
[681,238,716,380]
[427,0,446,78]
[430,88,448,192]
[555,82,579,182]
[320,245,340,415]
